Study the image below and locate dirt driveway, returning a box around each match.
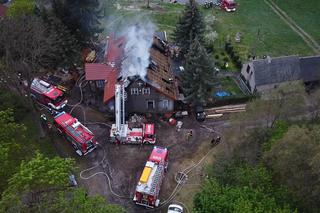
[50,102,221,213]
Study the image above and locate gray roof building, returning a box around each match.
[241,55,320,93]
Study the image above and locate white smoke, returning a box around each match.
[120,22,155,80]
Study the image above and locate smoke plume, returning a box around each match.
[120,22,155,80]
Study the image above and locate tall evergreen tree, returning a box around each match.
[52,0,103,46]
[174,0,205,56]
[182,38,215,106]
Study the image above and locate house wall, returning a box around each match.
[257,80,301,95]
[125,79,174,114]
[240,62,256,93]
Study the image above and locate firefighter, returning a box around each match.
[186,130,193,141]
[211,136,222,146]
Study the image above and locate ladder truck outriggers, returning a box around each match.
[54,111,98,156]
[110,83,156,144]
[133,146,169,208]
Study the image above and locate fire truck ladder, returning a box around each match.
[150,161,165,196]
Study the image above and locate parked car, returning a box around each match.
[195,105,206,122]
[167,204,183,213]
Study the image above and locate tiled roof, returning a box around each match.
[252,56,301,86]
[251,55,320,86]
[84,34,125,103]
[85,63,113,80]
[300,55,320,82]
[103,70,118,103]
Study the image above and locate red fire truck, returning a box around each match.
[221,0,236,12]
[110,83,156,144]
[133,146,169,208]
[54,111,97,156]
[30,78,67,110]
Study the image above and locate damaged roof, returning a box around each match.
[84,33,125,103]
[85,32,178,103]
[146,47,178,100]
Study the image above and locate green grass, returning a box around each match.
[274,0,320,43]
[21,113,58,158]
[212,50,238,71]
[113,0,317,61]
[218,77,243,97]
[204,0,313,57]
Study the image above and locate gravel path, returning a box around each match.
[264,0,320,54]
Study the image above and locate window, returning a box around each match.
[131,88,139,95]
[147,100,155,110]
[246,65,250,74]
[142,87,150,95]
[162,100,169,109]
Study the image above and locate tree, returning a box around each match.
[182,38,215,106]
[52,0,104,45]
[232,81,307,129]
[7,0,35,17]
[194,176,294,213]
[40,11,81,68]
[0,15,69,119]
[0,109,26,193]
[174,0,205,56]
[0,153,74,212]
[46,188,124,213]
[264,125,320,212]
[308,88,320,120]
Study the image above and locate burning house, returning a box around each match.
[84,29,180,114]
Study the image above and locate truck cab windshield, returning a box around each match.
[52,94,65,104]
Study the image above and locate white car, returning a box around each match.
[167,204,183,213]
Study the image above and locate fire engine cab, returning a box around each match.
[221,0,236,12]
[30,78,67,110]
[54,111,97,156]
[133,146,169,208]
[110,83,156,144]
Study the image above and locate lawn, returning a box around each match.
[273,0,320,43]
[218,76,243,97]
[21,113,58,158]
[136,0,314,59]
[206,0,313,58]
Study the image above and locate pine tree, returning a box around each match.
[182,38,215,106]
[52,0,103,46]
[174,0,205,56]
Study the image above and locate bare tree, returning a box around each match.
[308,88,320,120]
[0,15,57,102]
[232,81,307,129]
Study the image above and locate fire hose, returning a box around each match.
[68,74,87,111]
[145,143,219,212]
[79,144,130,199]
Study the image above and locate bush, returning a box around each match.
[215,54,220,60]
[0,88,30,121]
